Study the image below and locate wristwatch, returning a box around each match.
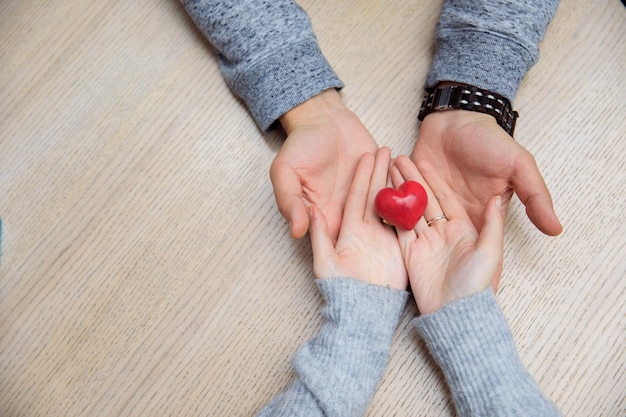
[417,84,519,137]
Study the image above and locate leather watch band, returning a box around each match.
[418,85,519,136]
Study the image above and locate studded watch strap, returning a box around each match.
[417,85,519,136]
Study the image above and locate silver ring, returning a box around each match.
[426,214,448,226]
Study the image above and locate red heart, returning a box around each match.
[374,181,428,230]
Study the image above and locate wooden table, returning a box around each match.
[1,0,624,415]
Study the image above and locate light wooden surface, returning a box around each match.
[1,0,625,416]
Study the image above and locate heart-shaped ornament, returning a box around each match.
[374,181,428,230]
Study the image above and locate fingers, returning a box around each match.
[389,163,424,250]
[307,206,336,278]
[365,147,392,221]
[270,161,309,239]
[477,196,505,257]
[414,159,470,223]
[342,147,393,224]
[511,156,563,236]
[342,152,376,223]
[392,156,444,233]
[477,196,505,292]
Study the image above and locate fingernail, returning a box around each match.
[495,196,502,209]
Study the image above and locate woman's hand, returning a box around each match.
[308,147,408,290]
[391,156,505,314]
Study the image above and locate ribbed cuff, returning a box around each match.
[291,278,409,416]
[316,278,409,340]
[413,289,560,416]
[229,38,344,131]
[426,29,536,103]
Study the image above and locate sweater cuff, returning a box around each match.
[229,38,343,131]
[413,289,559,416]
[426,30,536,103]
[291,278,409,416]
[316,278,409,336]
[412,289,519,374]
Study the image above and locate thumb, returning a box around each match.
[307,206,337,279]
[512,156,562,236]
[270,161,309,238]
[476,196,505,291]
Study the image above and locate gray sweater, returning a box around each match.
[181,0,559,130]
[180,2,563,414]
[256,279,561,417]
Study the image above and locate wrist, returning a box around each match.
[278,89,346,134]
[419,106,499,133]
[418,83,518,136]
[317,278,409,336]
[435,80,470,89]
[412,290,531,412]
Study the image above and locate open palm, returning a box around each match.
[308,148,407,290]
[391,156,504,315]
[271,105,378,241]
[412,111,561,236]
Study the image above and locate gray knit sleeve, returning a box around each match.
[256,278,409,417]
[181,0,343,130]
[427,0,560,102]
[413,289,561,417]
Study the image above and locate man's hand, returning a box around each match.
[271,89,378,241]
[411,110,562,236]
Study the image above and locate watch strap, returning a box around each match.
[418,85,519,136]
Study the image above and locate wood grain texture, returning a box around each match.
[1,0,624,416]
